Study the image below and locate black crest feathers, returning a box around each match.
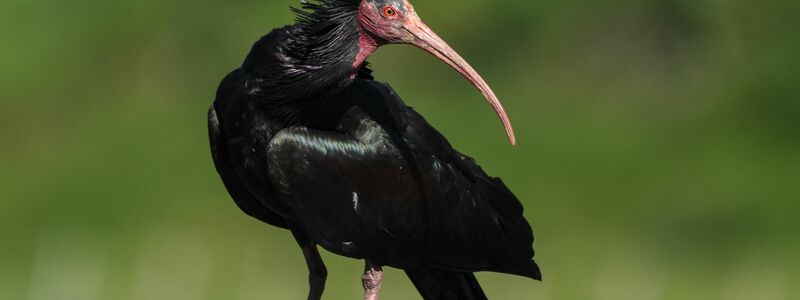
[241,0,364,103]
[292,0,361,25]
[289,0,361,64]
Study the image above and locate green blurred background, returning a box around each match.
[2,0,799,299]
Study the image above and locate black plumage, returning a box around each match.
[209,0,540,299]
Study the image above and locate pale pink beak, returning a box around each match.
[401,13,516,145]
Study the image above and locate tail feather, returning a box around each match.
[405,267,487,300]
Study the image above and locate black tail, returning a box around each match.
[405,267,488,300]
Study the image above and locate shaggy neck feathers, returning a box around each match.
[242,0,378,106]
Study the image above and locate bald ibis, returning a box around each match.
[209,0,541,299]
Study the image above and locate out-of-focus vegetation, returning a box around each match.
[1,0,799,299]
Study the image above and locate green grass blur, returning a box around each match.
[1,0,799,299]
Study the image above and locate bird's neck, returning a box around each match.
[242,7,381,107]
[353,24,380,69]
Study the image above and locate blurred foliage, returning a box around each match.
[1,0,799,299]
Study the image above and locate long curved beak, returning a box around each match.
[401,12,516,145]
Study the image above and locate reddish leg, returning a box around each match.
[362,260,384,300]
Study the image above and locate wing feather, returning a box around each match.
[209,71,288,228]
[264,80,539,278]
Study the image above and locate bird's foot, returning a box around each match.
[362,261,384,300]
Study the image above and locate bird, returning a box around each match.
[208,0,541,299]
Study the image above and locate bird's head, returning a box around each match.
[356,0,516,145]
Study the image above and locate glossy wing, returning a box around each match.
[266,80,540,278]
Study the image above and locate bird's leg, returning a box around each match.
[362,260,384,300]
[302,244,327,300]
[291,229,328,300]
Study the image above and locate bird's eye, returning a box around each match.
[382,6,397,18]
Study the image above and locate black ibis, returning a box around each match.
[208,0,541,299]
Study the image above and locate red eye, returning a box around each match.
[382,6,397,18]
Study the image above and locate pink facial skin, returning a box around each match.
[353,0,411,69]
[353,1,389,69]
